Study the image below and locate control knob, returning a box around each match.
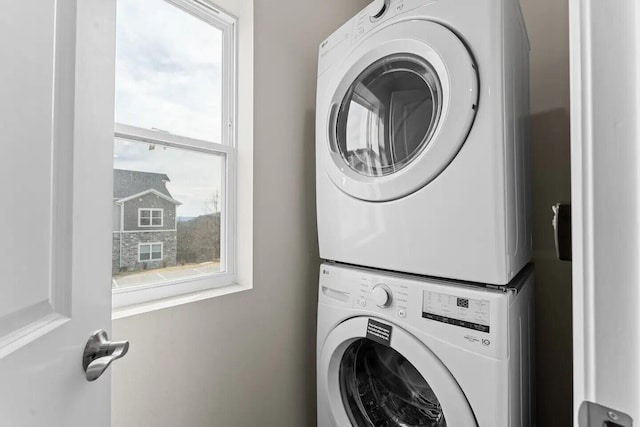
[369,0,389,19]
[371,284,392,308]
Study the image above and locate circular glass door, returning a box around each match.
[318,317,477,426]
[340,338,446,427]
[319,20,478,202]
[336,54,442,178]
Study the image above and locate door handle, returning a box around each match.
[552,203,572,261]
[578,401,633,426]
[82,330,129,381]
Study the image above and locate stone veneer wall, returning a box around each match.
[116,231,177,273]
[112,233,121,275]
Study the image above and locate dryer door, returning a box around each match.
[318,317,478,426]
[320,20,478,202]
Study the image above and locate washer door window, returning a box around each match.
[336,54,442,178]
[322,20,478,201]
[318,317,477,426]
[340,338,446,426]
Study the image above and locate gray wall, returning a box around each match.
[117,231,178,272]
[122,194,177,231]
[520,0,573,425]
[113,204,121,231]
[111,0,368,426]
[112,0,573,425]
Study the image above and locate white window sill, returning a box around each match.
[112,281,252,320]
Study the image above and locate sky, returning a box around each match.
[114,139,223,217]
[113,0,224,217]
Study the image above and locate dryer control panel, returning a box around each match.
[352,0,439,43]
[318,0,440,76]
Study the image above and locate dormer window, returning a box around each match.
[139,208,163,227]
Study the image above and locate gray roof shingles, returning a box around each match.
[113,169,175,200]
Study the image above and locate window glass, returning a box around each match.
[339,338,446,426]
[336,54,442,177]
[139,245,151,261]
[151,244,162,259]
[112,139,224,289]
[115,0,224,143]
[112,0,237,307]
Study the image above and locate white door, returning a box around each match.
[0,1,118,425]
[570,0,640,425]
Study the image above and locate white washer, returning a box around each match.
[316,0,532,285]
[317,262,535,426]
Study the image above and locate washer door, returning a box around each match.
[321,20,478,202]
[319,317,478,426]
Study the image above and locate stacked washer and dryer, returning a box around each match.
[315,0,535,426]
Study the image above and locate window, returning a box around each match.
[139,208,163,227]
[139,243,163,262]
[336,54,442,177]
[112,0,238,309]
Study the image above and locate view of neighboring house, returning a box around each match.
[112,169,182,274]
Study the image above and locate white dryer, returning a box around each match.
[316,0,532,285]
[317,262,535,426]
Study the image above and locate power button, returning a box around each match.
[398,309,407,318]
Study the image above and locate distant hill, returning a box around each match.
[177,216,197,223]
[176,213,221,264]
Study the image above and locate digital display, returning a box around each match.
[457,298,469,308]
[422,291,490,333]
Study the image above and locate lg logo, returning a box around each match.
[482,339,491,346]
[322,269,330,275]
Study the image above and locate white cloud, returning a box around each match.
[115,0,223,142]
[114,140,224,218]
[114,0,226,218]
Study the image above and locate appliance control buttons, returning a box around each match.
[358,298,367,308]
[369,0,389,20]
[372,284,392,308]
[398,309,407,318]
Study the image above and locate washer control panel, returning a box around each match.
[318,263,520,359]
[422,291,491,333]
[355,275,409,319]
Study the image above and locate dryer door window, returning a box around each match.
[320,20,478,202]
[336,54,442,177]
[339,338,447,426]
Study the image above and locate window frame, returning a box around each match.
[112,0,238,310]
[138,208,164,228]
[138,242,163,262]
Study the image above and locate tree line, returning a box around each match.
[176,212,221,264]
